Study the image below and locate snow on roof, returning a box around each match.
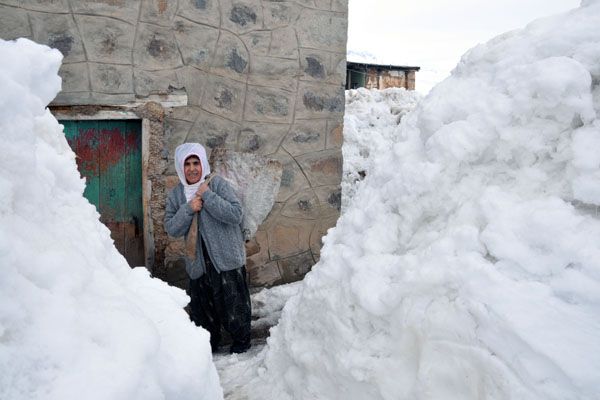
[347,60,421,71]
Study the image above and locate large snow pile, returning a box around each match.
[343,88,422,206]
[246,2,600,399]
[0,39,222,400]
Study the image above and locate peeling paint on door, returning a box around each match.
[61,119,144,267]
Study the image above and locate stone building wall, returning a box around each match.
[0,0,348,288]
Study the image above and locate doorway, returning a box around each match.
[61,119,145,267]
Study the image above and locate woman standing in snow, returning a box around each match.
[164,143,251,354]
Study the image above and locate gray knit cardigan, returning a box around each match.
[164,175,245,279]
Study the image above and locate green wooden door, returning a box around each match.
[61,119,145,267]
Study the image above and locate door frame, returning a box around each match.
[53,109,154,270]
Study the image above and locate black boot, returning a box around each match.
[230,338,251,354]
[210,332,222,353]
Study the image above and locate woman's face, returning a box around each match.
[184,155,202,184]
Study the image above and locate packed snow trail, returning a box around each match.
[229,2,600,399]
[0,39,222,400]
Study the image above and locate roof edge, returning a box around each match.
[346,61,421,71]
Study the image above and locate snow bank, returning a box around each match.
[343,88,422,207]
[248,2,600,399]
[251,282,302,331]
[0,39,222,400]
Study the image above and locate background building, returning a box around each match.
[346,61,420,90]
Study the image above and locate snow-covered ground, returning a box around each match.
[222,1,600,399]
[0,39,222,400]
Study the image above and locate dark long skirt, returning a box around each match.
[188,239,252,353]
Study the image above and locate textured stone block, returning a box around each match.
[267,219,314,260]
[248,260,282,287]
[239,123,287,155]
[271,151,311,202]
[293,0,316,6]
[0,6,31,40]
[177,0,221,28]
[269,27,298,59]
[296,149,342,186]
[134,68,182,96]
[76,15,135,64]
[211,31,250,80]
[263,1,300,29]
[245,238,261,257]
[246,231,269,267]
[241,31,271,57]
[164,119,194,172]
[245,85,295,123]
[134,23,183,70]
[299,49,346,86]
[173,17,219,70]
[248,56,299,92]
[313,0,331,10]
[310,214,338,258]
[221,0,262,34]
[176,67,209,106]
[326,119,343,149]
[201,75,246,122]
[295,82,344,119]
[278,251,314,282]
[90,63,133,94]
[4,0,69,13]
[30,12,85,63]
[188,110,240,150]
[313,185,342,216]
[258,202,282,231]
[297,9,347,49]
[165,131,191,171]
[71,0,140,23]
[280,189,320,220]
[282,119,327,156]
[331,0,349,13]
[167,106,200,123]
[140,0,178,25]
[331,51,347,84]
[299,49,328,81]
[58,63,90,93]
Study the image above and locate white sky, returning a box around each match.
[347,0,581,94]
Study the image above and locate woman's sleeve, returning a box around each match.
[164,190,195,237]
[201,178,243,225]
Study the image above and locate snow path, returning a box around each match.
[214,343,266,400]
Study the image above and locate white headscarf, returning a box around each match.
[174,143,211,202]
